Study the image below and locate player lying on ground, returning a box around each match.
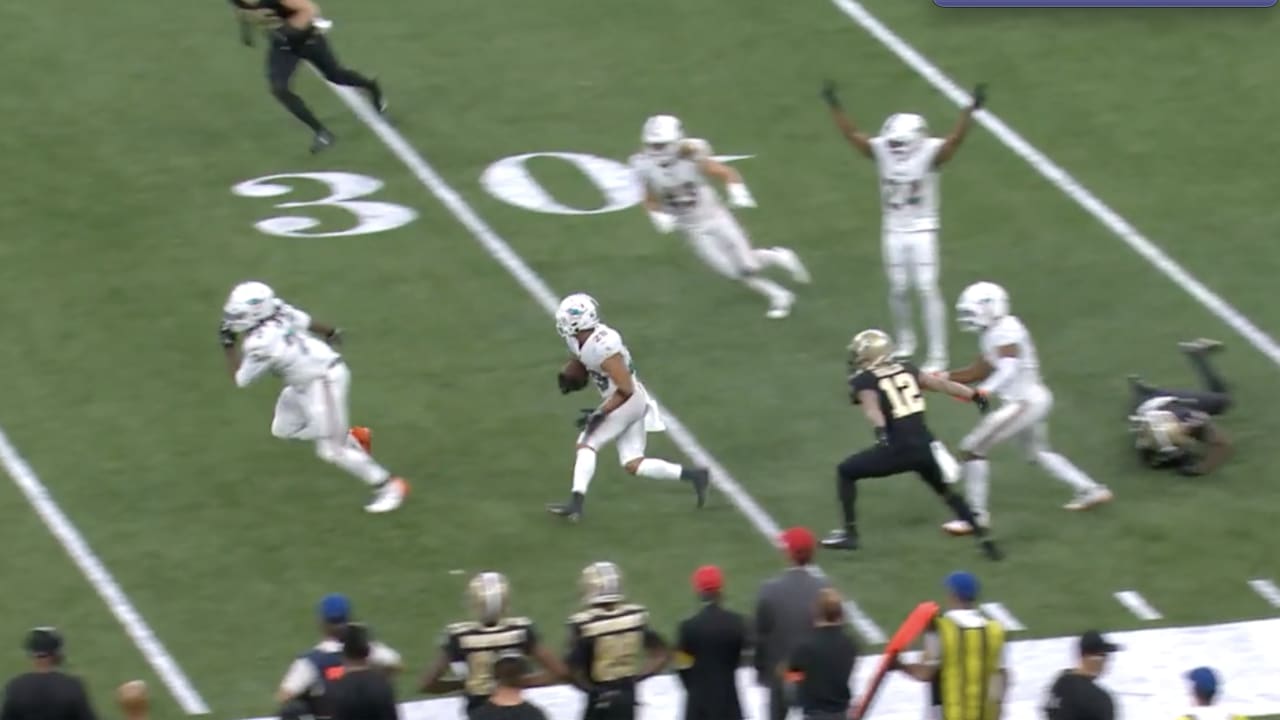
[937,282,1111,537]
[632,115,810,320]
[546,293,709,522]
[820,80,985,372]
[1128,339,1233,476]
[821,329,1002,561]
[220,281,408,513]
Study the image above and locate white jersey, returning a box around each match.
[869,136,945,233]
[236,303,340,389]
[980,315,1044,402]
[630,138,723,222]
[567,323,642,400]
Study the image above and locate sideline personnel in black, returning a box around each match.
[228,0,386,153]
[329,623,399,720]
[471,653,551,720]
[675,565,748,720]
[755,527,827,720]
[1044,630,1119,720]
[821,328,1000,561]
[785,589,858,720]
[1,627,98,720]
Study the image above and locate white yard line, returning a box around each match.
[1114,590,1163,621]
[980,601,1026,631]
[829,0,1280,365]
[0,428,209,714]
[321,79,888,644]
[1248,578,1280,608]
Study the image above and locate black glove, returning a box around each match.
[576,409,606,435]
[971,83,988,110]
[973,389,990,414]
[219,325,237,348]
[874,426,889,447]
[324,328,343,347]
[557,372,577,395]
[821,80,841,110]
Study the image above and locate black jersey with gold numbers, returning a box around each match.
[566,604,663,692]
[849,361,933,445]
[442,618,539,711]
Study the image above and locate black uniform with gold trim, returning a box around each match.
[442,618,539,715]
[227,0,385,152]
[566,604,664,720]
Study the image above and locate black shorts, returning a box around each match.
[838,441,947,494]
[266,35,344,89]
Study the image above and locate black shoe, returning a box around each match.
[310,130,335,154]
[980,539,1003,561]
[546,492,584,522]
[1178,338,1223,355]
[820,528,859,551]
[369,81,387,114]
[687,467,710,508]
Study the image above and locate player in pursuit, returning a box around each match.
[547,293,710,522]
[938,282,1111,536]
[631,114,811,319]
[220,281,408,513]
[820,81,986,372]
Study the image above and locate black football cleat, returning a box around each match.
[820,528,859,551]
[686,467,710,508]
[546,492,584,523]
[980,539,1004,561]
[310,130,336,154]
[369,80,388,114]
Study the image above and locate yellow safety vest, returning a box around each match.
[936,613,1005,720]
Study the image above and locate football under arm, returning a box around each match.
[934,106,975,167]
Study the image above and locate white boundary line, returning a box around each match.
[321,78,887,644]
[1114,590,1163,621]
[980,601,1026,632]
[1248,578,1280,608]
[0,428,210,714]
[829,0,1280,365]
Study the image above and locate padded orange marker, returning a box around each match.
[849,601,939,720]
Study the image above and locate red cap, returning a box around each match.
[691,565,724,594]
[779,527,815,564]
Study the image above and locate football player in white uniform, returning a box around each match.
[821,81,986,372]
[546,293,710,521]
[937,282,1111,534]
[219,281,408,513]
[631,114,811,319]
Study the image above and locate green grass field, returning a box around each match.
[1,0,1277,718]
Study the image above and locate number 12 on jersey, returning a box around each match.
[879,373,926,418]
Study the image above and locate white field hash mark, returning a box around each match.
[1248,578,1280,608]
[318,74,888,644]
[1114,590,1163,621]
[980,602,1026,632]
[0,428,210,714]
[829,0,1280,366]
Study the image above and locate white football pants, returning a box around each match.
[576,386,662,467]
[680,210,792,305]
[271,362,390,486]
[882,229,946,363]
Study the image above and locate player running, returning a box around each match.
[939,281,1111,536]
[820,80,986,372]
[220,281,408,513]
[821,328,1001,561]
[631,115,810,319]
[546,293,709,522]
[1128,339,1233,476]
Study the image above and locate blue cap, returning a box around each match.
[318,593,351,623]
[1187,667,1218,699]
[945,571,979,602]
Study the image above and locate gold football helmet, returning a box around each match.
[467,571,510,626]
[848,329,895,371]
[579,561,624,606]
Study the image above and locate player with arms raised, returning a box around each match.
[820,81,986,372]
[939,282,1111,536]
[547,293,709,522]
[631,115,810,319]
[566,562,671,720]
[220,281,408,513]
[821,329,1000,561]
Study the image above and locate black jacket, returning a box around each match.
[676,603,750,720]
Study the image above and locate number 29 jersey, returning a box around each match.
[850,361,934,446]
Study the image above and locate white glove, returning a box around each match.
[727,183,755,208]
[648,210,676,234]
[314,17,334,33]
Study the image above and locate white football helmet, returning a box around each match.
[555,293,600,338]
[222,281,280,332]
[955,281,1010,333]
[880,113,928,159]
[642,114,683,162]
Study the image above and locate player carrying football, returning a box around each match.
[938,282,1111,536]
[820,81,985,372]
[1128,339,1233,475]
[220,281,408,513]
[546,293,709,522]
[821,328,1001,561]
[631,115,811,319]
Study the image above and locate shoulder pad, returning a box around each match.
[568,609,594,625]
[618,603,647,616]
[505,616,533,627]
[628,153,648,170]
[446,621,478,634]
[592,328,624,357]
[679,138,712,160]
[242,324,284,355]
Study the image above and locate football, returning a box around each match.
[559,358,589,392]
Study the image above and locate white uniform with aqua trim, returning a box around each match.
[567,323,665,464]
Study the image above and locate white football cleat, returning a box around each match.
[365,477,409,513]
[1064,486,1113,511]
[774,247,811,284]
[765,292,795,320]
[920,359,948,374]
[942,511,988,536]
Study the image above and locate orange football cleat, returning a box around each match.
[349,426,373,454]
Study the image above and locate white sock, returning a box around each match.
[888,287,913,351]
[1036,451,1100,492]
[742,276,791,305]
[963,459,990,519]
[320,443,390,487]
[344,431,362,451]
[635,458,682,481]
[572,447,598,494]
[752,247,787,271]
[921,285,947,362]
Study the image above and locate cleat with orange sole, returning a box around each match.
[349,426,372,454]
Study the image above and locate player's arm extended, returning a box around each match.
[699,158,755,208]
[1185,422,1232,476]
[918,372,981,403]
[596,354,635,414]
[975,345,1020,395]
[418,651,463,694]
[939,355,993,385]
[933,105,975,168]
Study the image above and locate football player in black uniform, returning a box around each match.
[565,562,670,720]
[821,329,1002,560]
[421,572,569,718]
[1127,338,1233,476]
[229,0,386,153]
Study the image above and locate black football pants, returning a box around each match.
[1130,349,1231,416]
[266,35,375,133]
